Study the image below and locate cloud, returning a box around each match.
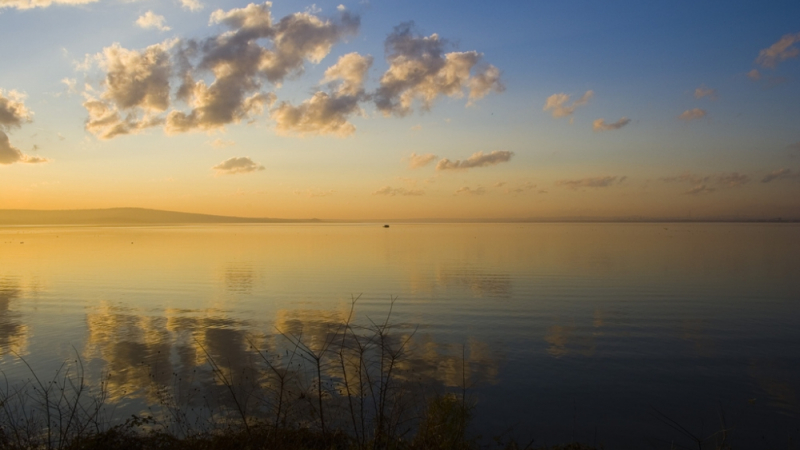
[755,33,800,68]
[555,176,621,189]
[761,168,797,183]
[747,69,761,80]
[180,0,203,12]
[270,53,371,137]
[716,172,750,188]
[435,150,513,171]
[136,11,171,32]
[82,41,174,139]
[294,188,335,197]
[209,138,235,148]
[660,172,710,184]
[0,0,97,9]
[678,108,707,121]
[694,86,717,100]
[167,4,360,134]
[683,184,715,195]
[543,90,593,119]
[372,186,424,196]
[0,131,49,165]
[454,186,486,196]
[212,156,264,175]
[592,117,630,132]
[408,152,436,169]
[0,90,32,130]
[373,22,503,116]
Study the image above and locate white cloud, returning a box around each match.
[136,11,171,32]
[372,186,424,196]
[694,86,717,100]
[678,108,706,121]
[756,33,800,68]
[0,0,97,10]
[543,90,593,119]
[592,117,630,132]
[436,150,513,171]
[374,22,503,116]
[555,176,621,189]
[180,0,203,12]
[408,152,436,169]
[212,156,264,175]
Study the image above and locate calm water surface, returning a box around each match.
[1,223,799,448]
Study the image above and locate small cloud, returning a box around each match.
[180,0,203,11]
[747,69,761,81]
[555,176,621,189]
[57,133,65,141]
[493,181,506,188]
[0,89,33,130]
[678,108,707,121]
[694,86,717,100]
[436,150,513,171]
[1,131,50,165]
[593,117,630,132]
[209,138,235,148]
[408,152,436,169]
[337,4,346,11]
[136,11,171,32]
[410,124,422,131]
[61,78,78,95]
[761,168,796,183]
[543,90,593,119]
[372,186,425,196]
[0,0,100,10]
[755,33,800,68]
[683,184,715,195]
[716,172,750,188]
[660,172,710,184]
[294,188,336,197]
[454,186,486,196]
[212,156,265,175]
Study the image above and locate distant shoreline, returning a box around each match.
[0,208,798,226]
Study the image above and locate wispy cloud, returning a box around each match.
[136,11,171,32]
[755,33,800,68]
[683,185,715,195]
[408,152,436,169]
[454,186,486,196]
[694,86,717,100]
[436,150,513,171]
[556,176,622,189]
[294,188,336,197]
[209,138,235,148]
[747,69,761,80]
[678,108,707,121]
[212,156,265,175]
[374,22,504,116]
[716,172,750,188]
[372,186,425,196]
[761,168,797,183]
[543,90,593,118]
[593,117,630,132]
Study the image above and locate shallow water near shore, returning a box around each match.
[1,223,799,448]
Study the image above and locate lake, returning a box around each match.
[1,223,798,448]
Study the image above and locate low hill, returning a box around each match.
[0,208,321,225]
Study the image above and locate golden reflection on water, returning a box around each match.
[0,278,28,357]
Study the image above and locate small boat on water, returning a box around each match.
[383,224,390,228]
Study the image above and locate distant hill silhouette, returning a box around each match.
[0,208,320,225]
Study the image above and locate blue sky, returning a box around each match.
[1,0,799,219]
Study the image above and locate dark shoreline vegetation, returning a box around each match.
[1,300,738,450]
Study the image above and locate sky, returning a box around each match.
[0,0,799,220]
